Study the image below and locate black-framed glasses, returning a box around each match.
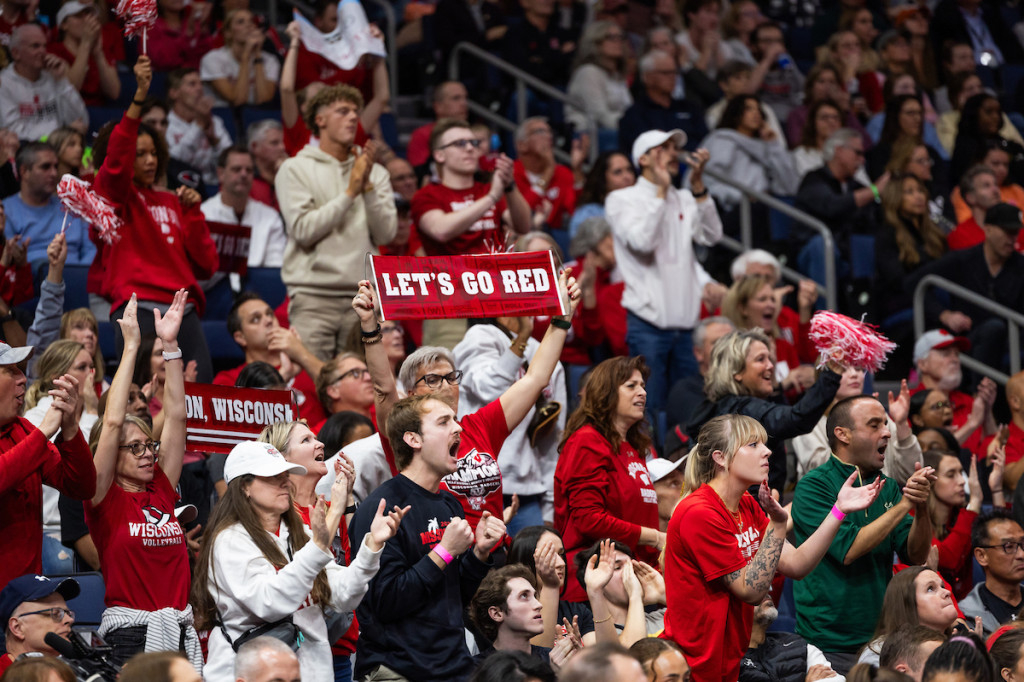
[414,370,464,389]
[978,541,1024,555]
[927,401,953,411]
[16,607,74,622]
[118,440,161,458]
[333,368,371,383]
[439,138,481,151]
[381,323,405,336]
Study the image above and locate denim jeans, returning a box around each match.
[625,312,697,415]
[41,533,73,574]
[502,494,545,538]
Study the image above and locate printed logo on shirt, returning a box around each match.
[449,198,499,233]
[442,449,501,511]
[735,526,761,560]
[419,517,451,547]
[129,504,185,547]
[627,461,651,486]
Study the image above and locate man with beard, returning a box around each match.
[909,329,996,454]
[791,395,935,675]
[960,509,1024,637]
[739,597,841,682]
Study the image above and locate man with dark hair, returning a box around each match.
[739,596,840,682]
[947,165,1007,251]
[276,84,397,361]
[675,0,727,78]
[878,624,945,682]
[212,292,325,426]
[2,142,93,266]
[315,352,374,422]
[629,637,689,682]
[748,22,804,122]
[166,67,232,186]
[469,564,560,664]
[349,393,506,682]
[0,24,88,140]
[411,117,529,348]
[406,82,470,169]
[0,574,79,674]
[960,508,1024,636]
[792,395,934,674]
[560,642,647,682]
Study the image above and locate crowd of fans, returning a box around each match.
[3,0,1024,680]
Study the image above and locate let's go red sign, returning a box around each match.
[369,251,566,320]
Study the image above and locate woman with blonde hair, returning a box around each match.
[61,307,105,387]
[47,127,87,178]
[566,20,633,137]
[688,329,843,495]
[666,413,880,681]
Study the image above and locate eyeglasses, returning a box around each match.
[927,401,952,410]
[118,440,161,458]
[381,323,405,336]
[333,368,370,383]
[842,145,866,157]
[414,370,464,389]
[978,541,1024,555]
[439,138,481,151]
[15,608,74,622]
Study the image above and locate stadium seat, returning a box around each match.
[202,277,236,320]
[245,267,287,309]
[50,571,105,630]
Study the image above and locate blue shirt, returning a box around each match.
[3,193,95,266]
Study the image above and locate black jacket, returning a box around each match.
[740,632,810,682]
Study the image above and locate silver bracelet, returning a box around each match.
[162,349,183,361]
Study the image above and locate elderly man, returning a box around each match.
[605,129,721,414]
[246,119,287,211]
[0,24,87,141]
[665,316,734,435]
[618,50,708,161]
[234,636,301,682]
[0,343,95,592]
[0,574,79,674]
[2,142,93,266]
[513,117,577,233]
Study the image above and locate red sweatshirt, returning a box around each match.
[0,262,32,306]
[554,424,660,602]
[91,114,218,316]
[0,418,96,591]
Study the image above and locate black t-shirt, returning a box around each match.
[979,583,1024,626]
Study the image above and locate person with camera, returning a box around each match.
[191,438,407,682]
[0,574,80,675]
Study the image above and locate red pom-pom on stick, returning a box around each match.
[808,310,896,373]
[57,175,123,245]
[116,0,157,51]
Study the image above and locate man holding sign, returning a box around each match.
[351,269,578,540]
[412,118,531,349]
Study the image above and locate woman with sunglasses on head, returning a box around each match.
[85,289,200,668]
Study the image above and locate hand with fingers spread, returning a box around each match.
[759,479,788,525]
[40,374,82,440]
[584,538,615,594]
[633,560,666,606]
[835,470,883,514]
[154,289,188,347]
[365,498,410,551]
[534,538,563,590]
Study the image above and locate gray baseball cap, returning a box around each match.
[0,342,33,366]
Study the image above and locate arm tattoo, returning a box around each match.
[743,526,785,594]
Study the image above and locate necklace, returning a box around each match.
[711,486,743,531]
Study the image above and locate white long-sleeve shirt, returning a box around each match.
[0,65,88,140]
[200,193,287,267]
[454,323,566,505]
[166,110,233,186]
[203,521,382,682]
[605,177,722,329]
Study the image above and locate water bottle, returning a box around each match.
[777,53,793,70]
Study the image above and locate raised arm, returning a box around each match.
[154,289,189,489]
[844,465,933,565]
[91,293,141,506]
[353,280,400,427]
[720,484,787,604]
[497,270,579,431]
[280,22,301,128]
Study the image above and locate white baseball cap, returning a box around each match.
[0,342,33,366]
[912,329,971,364]
[631,129,688,166]
[223,441,306,484]
[57,1,97,26]
[646,456,684,483]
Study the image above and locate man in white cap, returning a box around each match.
[0,342,95,593]
[647,457,684,533]
[605,129,721,414]
[909,329,996,454]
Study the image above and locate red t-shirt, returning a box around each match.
[46,42,115,106]
[909,384,982,453]
[213,363,327,426]
[554,424,660,602]
[411,181,508,256]
[664,485,768,682]
[85,466,190,610]
[406,123,433,168]
[513,162,576,230]
[948,217,1024,252]
[381,398,510,530]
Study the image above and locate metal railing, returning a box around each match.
[448,41,597,166]
[912,274,1023,385]
[700,168,838,311]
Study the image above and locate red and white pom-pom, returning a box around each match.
[57,175,122,245]
[808,310,897,373]
[116,0,157,39]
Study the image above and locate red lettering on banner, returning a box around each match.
[370,251,565,320]
[185,384,297,453]
[206,221,253,275]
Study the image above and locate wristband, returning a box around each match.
[870,183,881,204]
[361,323,382,338]
[344,503,357,515]
[691,187,709,198]
[162,349,183,361]
[0,311,15,323]
[550,318,572,330]
[433,545,454,565]
[830,505,846,521]
[132,97,146,106]
[361,333,383,345]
